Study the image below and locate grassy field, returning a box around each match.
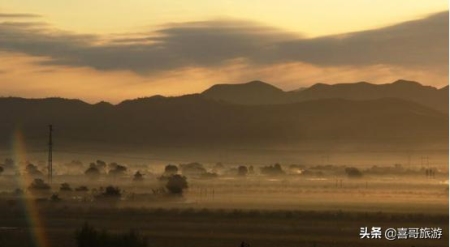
[0,203,447,247]
[0,174,448,247]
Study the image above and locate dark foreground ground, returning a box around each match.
[0,201,447,247]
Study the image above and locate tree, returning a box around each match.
[133,171,144,181]
[85,164,100,179]
[179,162,206,176]
[260,163,284,175]
[102,186,121,198]
[164,164,178,175]
[237,166,248,176]
[26,163,44,177]
[28,178,51,191]
[345,167,363,178]
[108,162,119,170]
[50,193,62,202]
[166,175,188,195]
[60,183,72,191]
[109,165,127,177]
[96,160,107,170]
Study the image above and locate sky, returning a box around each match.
[0,0,448,103]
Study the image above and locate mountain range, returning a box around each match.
[202,79,448,113]
[0,80,447,149]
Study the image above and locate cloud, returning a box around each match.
[276,11,448,71]
[0,11,447,75]
[0,13,41,18]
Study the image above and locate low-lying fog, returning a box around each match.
[0,148,448,213]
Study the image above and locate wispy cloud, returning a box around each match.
[276,11,448,70]
[0,11,447,75]
[0,13,41,18]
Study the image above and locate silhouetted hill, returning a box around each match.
[202,80,449,113]
[202,80,287,105]
[295,80,448,113]
[0,94,447,148]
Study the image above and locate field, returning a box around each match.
[0,149,448,247]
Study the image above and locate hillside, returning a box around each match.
[202,80,448,113]
[0,95,447,148]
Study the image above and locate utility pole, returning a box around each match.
[48,124,53,184]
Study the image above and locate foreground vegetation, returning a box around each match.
[0,203,447,247]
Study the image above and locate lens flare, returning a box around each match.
[12,129,49,247]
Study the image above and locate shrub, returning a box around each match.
[50,194,61,202]
[345,167,363,178]
[60,183,72,191]
[26,163,44,177]
[166,175,188,195]
[164,164,179,175]
[260,163,285,175]
[75,222,147,247]
[109,165,127,176]
[180,162,206,176]
[102,186,121,198]
[133,171,144,181]
[28,179,51,191]
[85,164,100,179]
[237,166,248,176]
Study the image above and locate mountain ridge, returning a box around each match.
[0,93,446,148]
[201,79,448,113]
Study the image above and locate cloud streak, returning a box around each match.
[277,11,448,70]
[0,13,41,18]
[0,11,447,74]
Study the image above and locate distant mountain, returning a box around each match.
[294,80,448,113]
[0,94,447,148]
[202,79,449,113]
[202,80,287,105]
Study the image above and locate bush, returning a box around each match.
[345,167,363,178]
[180,162,206,176]
[109,165,127,177]
[28,179,51,191]
[166,175,188,195]
[133,171,144,181]
[96,160,107,170]
[50,194,61,202]
[75,222,147,247]
[85,164,100,179]
[75,186,89,192]
[260,163,285,175]
[237,166,248,176]
[26,163,44,177]
[102,186,121,198]
[60,183,72,191]
[164,164,179,175]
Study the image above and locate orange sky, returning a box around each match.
[0,1,448,103]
